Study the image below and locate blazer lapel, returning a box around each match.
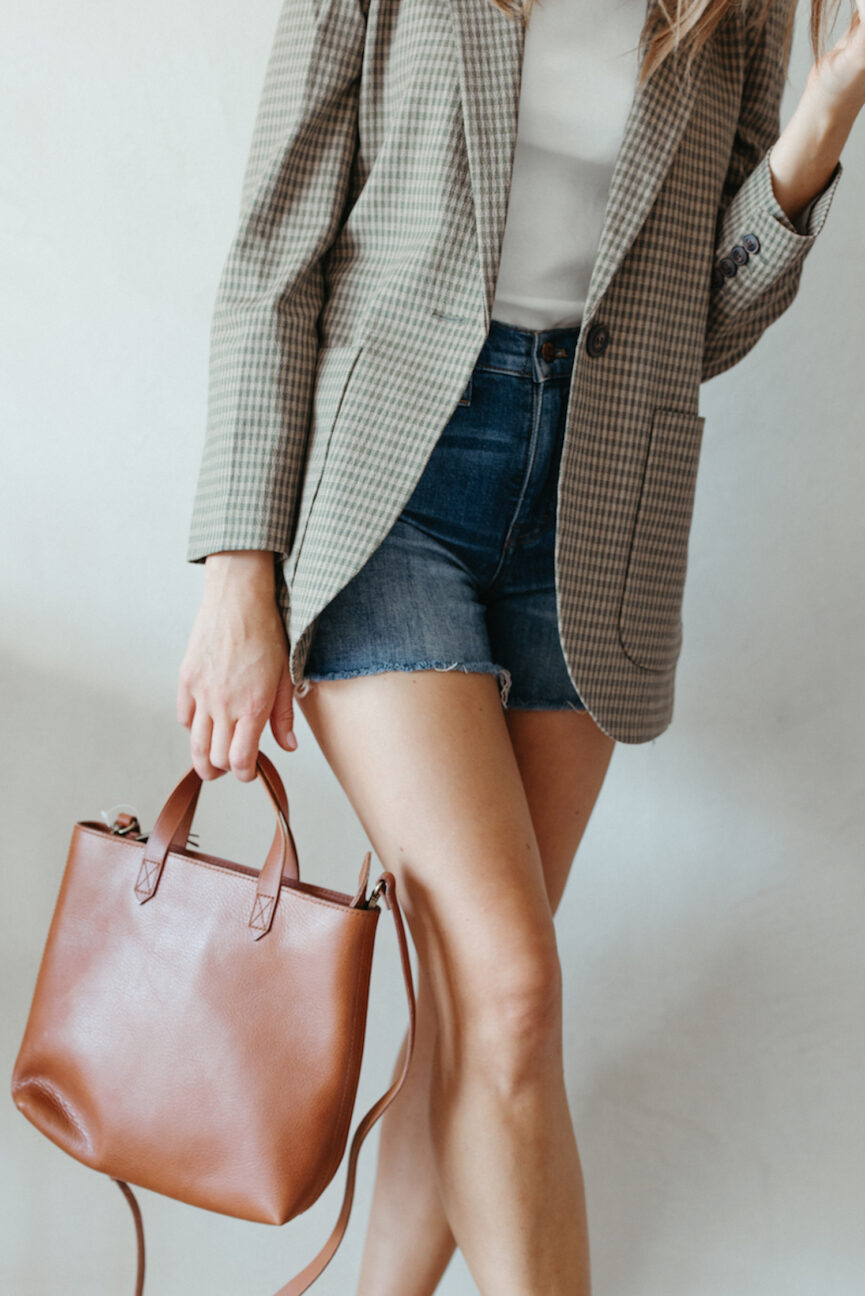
[582,29,709,322]
[447,0,709,329]
[447,0,524,329]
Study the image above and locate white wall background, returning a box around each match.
[2,3,863,1293]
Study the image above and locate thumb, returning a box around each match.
[271,662,298,751]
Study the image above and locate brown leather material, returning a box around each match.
[11,752,416,1293]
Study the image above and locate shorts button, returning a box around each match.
[541,341,558,362]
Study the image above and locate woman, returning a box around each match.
[178,0,863,1290]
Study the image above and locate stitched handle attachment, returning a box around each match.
[130,753,301,941]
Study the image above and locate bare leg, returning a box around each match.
[355,958,456,1295]
[352,706,616,1295]
[295,671,615,1296]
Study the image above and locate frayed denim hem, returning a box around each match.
[503,697,587,713]
[295,659,512,707]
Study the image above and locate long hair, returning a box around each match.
[487,0,846,91]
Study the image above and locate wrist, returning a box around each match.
[803,62,865,129]
[203,550,277,596]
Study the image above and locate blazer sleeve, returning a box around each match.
[701,0,844,383]
[185,0,368,568]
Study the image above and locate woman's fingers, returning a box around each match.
[270,661,298,752]
[189,707,222,782]
[176,670,195,728]
[179,679,270,781]
[229,714,268,782]
[209,714,235,775]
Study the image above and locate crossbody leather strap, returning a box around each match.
[112,869,416,1296]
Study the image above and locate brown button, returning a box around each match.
[585,322,610,357]
[541,341,557,361]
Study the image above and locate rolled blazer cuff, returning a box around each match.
[186,533,289,566]
[763,142,843,236]
[708,144,843,320]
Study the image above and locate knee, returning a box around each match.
[461,942,564,1089]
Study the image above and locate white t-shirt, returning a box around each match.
[492,0,818,331]
[492,0,647,330]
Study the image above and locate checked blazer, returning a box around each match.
[185,0,844,744]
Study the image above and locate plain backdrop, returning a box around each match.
[2,2,863,1293]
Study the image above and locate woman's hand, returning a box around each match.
[807,0,865,110]
[177,551,298,783]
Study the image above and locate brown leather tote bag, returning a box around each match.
[10,750,416,1294]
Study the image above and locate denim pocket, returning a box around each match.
[457,374,473,407]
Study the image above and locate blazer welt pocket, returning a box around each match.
[618,407,706,674]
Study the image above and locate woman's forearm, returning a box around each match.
[768,9,865,227]
[768,75,861,225]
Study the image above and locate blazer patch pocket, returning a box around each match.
[618,407,706,674]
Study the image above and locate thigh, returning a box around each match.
[503,709,616,914]
[293,669,560,1032]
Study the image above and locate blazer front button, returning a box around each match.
[585,322,610,357]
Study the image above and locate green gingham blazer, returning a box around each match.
[185,0,844,744]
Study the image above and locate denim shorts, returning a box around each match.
[297,317,587,711]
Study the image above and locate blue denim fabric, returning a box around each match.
[299,317,586,711]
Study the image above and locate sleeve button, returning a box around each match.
[742,232,760,254]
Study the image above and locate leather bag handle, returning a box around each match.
[171,756,293,877]
[133,752,302,940]
[112,869,417,1296]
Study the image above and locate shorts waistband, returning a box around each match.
[475,317,582,381]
